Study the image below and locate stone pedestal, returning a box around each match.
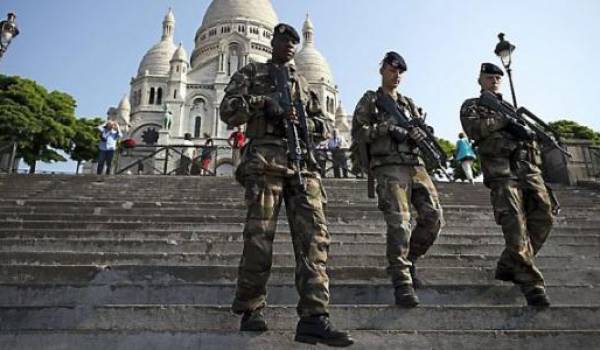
[542,139,600,185]
[154,130,171,174]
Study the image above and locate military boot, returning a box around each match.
[524,287,551,308]
[394,284,420,307]
[294,315,354,347]
[409,263,423,289]
[494,263,514,282]
[240,309,268,332]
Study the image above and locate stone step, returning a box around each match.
[1,283,595,307]
[4,213,600,227]
[0,197,600,213]
[2,174,595,193]
[3,265,598,286]
[5,193,594,208]
[0,239,596,256]
[2,220,598,232]
[0,184,573,198]
[0,177,584,192]
[1,209,599,227]
[1,252,597,268]
[1,305,598,331]
[3,188,595,203]
[1,330,598,350]
[1,229,596,243]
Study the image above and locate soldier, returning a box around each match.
[459,63,553,307]
[351,52,444,306]
[220,23,353,347]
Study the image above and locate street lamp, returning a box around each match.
[0,12,20,62]
[494,33,518,107]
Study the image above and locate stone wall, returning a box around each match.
[543,139,600,185]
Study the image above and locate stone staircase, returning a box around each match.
[0,174,599,349]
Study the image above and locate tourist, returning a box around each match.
[455,132,477,183]
[96,121,122,175]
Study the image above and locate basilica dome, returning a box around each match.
[295,15,334,85]
[138,41,177,76]
[171,43,189,63]
[200,0,278,30]
[137,9,177,77]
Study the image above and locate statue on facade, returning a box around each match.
[162,106,173,130]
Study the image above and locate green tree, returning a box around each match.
[437,138,455,159]
[0,75,77,173]
[548,119,600,144]
[70,117,103,174]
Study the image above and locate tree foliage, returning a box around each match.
[0,75,78,173]
[70,117,103,173]
[548,119,600,144]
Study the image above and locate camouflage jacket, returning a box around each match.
[460,95,542,185]
[220,61,333,179]
[352,88,425,168]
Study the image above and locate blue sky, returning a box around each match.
[2,0,599,173]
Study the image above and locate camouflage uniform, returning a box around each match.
[352,88,444,287]
[220,61,333,318]
[460,94,554,294]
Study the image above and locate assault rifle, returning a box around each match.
[479,90,568,215]
[270,65,314,191]
[479,91,572,158]
[375,93,450,177]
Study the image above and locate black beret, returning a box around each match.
[273,23,300,44]
[480,63,504,76]
[382,51,407,71]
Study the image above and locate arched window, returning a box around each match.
[157,88,163,105]
[192,97,206,111]
[149,88,155,105]
[173,89,178,99]
[194,117,202,138]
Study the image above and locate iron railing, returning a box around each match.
[113,143,360,178]
[115,144,229,176]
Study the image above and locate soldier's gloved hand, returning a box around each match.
[371,121,391,139]
[247,96,265,108]
[264,96,285,119]
[409,127,427,142]
[505,119,535,140]
[388,125,408,143]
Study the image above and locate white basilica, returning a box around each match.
[108,0,350,173]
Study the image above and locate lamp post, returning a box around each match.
[494,33,517,107]
[0,12,20,62]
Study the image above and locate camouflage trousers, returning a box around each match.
[374,165,444,287]
[232,170,330,318]
[489,174,554,291]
